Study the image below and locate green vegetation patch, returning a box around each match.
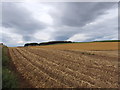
[2,68,18,88]
[93,40,120,42]
[2,45,19,88]
[2,46,10,67]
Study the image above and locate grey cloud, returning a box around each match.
[53,11,118,42]
[22,35,33,41]
[118,2,120,40]
[50,2,116,27]
[2,3,45,41]
[2,33,17,46]
[55,34,71,41]
[53,29,80,41]
[1,2,118,46]
[22,35,37,41]
[2,35,11,43]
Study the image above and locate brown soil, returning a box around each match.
[8,48,33,88]
[8,46,118,88]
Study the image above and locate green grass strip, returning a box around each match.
[2,45,19,88]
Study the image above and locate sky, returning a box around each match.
[1,2,118,46]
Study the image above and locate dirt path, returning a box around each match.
[9,47,118,88]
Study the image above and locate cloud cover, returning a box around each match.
[1,2,118,46]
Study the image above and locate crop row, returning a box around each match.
[9,47,118,88]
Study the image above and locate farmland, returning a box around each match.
[8,42,119,88]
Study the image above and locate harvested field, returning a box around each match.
[33,42,119,51]
[9,42,119,88]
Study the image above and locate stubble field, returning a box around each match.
[9,42,119,88]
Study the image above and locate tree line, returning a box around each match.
[24,41,72,47]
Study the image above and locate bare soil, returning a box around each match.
[8,45,118,88]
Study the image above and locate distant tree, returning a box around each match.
[24,41,72,47]
[24,43,38,47]
[39,41,72,45]
[0,43,3,45]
